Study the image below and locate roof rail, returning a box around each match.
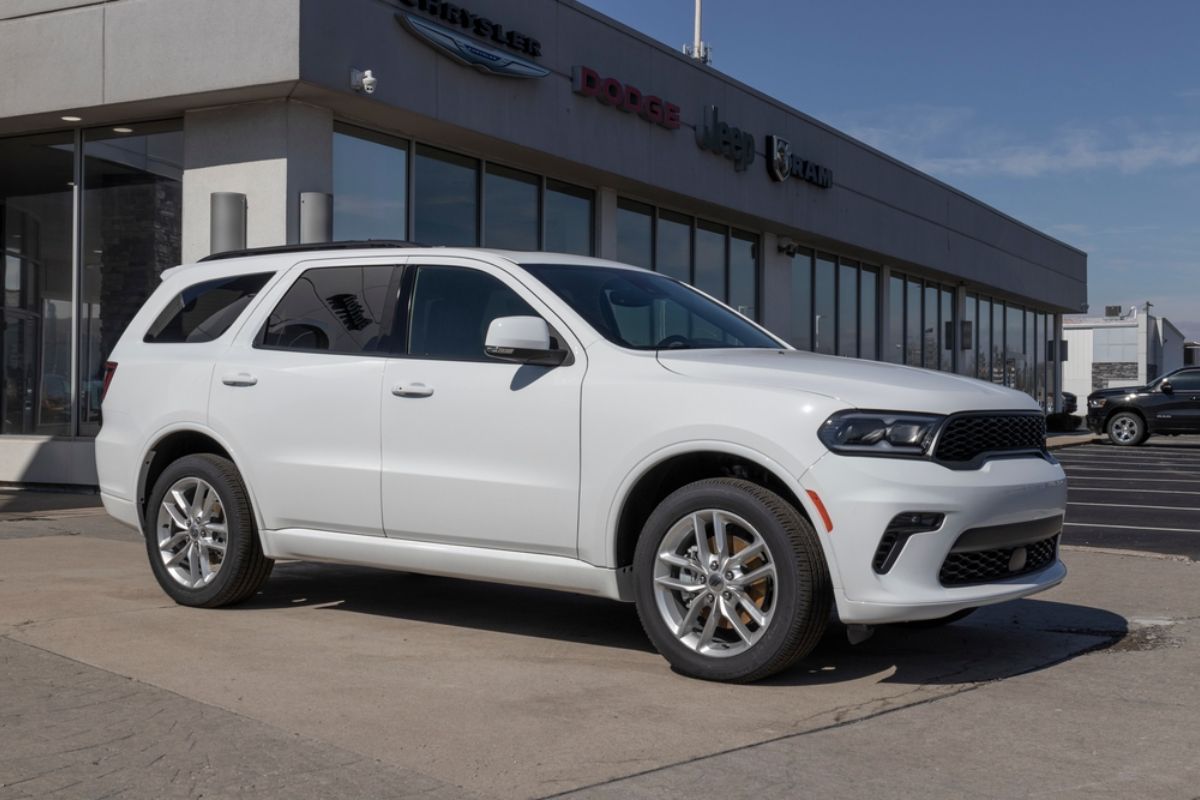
[198,240,428,262]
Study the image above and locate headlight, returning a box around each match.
[1087,397,1107,409]
[817,410,944,457]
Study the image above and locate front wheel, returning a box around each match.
[144,453,273,608]
[634,478,831,682]
[1107,411,1145,446]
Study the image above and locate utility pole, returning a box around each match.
[681,0,712,65]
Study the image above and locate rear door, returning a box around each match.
[208,259,402,536]
[1161,370,1200,432]
[379,258,585,556]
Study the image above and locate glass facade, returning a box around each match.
[334,124,594,255]
[1,122,182,439]
[614,197,760,321]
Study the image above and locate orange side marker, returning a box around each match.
[806,490,834,533]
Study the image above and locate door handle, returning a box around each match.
[391,383,434,398]
[221,373,258,387]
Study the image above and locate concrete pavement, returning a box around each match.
[1,509,1196,799]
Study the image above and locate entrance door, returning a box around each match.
[380,260,584,557]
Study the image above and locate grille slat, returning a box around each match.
[934,413,1046,465]
[939,534,1059,586]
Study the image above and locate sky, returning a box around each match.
[584,0,1200,339]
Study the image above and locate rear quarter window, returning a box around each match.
[144,272,274,344]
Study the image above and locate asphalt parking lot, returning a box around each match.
[1058,435,1200,560]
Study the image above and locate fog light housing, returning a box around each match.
[872,512,946,574]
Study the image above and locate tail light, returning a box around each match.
[100,361,118,403]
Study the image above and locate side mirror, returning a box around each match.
[485,316,567,366]
[1161,380,1173,394]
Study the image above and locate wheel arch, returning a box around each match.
[609,444,824,572]
[1106,405,1148,431]
[137,426,258,534]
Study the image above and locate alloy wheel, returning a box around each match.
[1111,416,1139,444]
[155,477,228,589]
[652,509,777,658]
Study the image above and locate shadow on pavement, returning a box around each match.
[0,489,101,514]
[243,561,1127,686]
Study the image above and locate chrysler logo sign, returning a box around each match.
[767,135,832,188]
[397,12,549,79]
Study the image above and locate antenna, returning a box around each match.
[681,0,712,65]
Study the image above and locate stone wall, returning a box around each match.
[1092,361,1138,388]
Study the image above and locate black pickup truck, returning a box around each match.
[1087,368,1200,445]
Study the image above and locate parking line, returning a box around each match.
[1056,456,1200,466]
[1065,477,1200,484]
[1063,522,1200,534]
[1068,501,1200,512]
[1060,466,1197,475]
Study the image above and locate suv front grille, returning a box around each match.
[934,412,1046,465]
[939,534,1059,586]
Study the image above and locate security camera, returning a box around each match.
[351,69,377,95]
[776,236,796,256]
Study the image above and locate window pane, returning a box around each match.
[80,121,184,432]
[483,164,538,250]
[940,288,954,371]
[544,180,592,256]
[694,220,725,300]
[146,273,272,344]
[261,266,394,355]
[1168,371,1200,390]
[859,267,877,360]
[1007,305,1024,390]
[1,132,75,435]
[906,278,922,366]
[729,230,758,320]
[923,284,938,369]
[408,265,535,361]
[1025,310,1037,398]
[414,145,477,246]
[333,124,407,241]
[616,198,652,268]
[655,210,691,283]
[838,261,858,357]
[813,254,835,355]
[887,274,905,364]
[961,293,977,377]
[977,297,991,381]
[790,249,813,349]
[992,301,1005,384]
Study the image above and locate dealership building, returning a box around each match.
[0,0,1087,486]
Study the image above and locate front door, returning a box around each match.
[209,261,401,536]
[1159,370,1200,432]
[380,260,584,557]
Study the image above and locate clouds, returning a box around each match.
[842,106,1200,179]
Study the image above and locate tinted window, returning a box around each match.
[1167,371,1200,390]
[260,266,394,355]
[408,266,536,361]
[145,272,272,344]
[522,264,779,351]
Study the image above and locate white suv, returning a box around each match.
[96,243,1067,682]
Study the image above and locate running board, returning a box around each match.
[260,528,628,601]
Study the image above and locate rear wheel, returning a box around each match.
[144,454,273,607]
[1107,411,1145,446]
[634,478,831,682]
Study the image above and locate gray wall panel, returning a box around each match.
[0,6,104,117]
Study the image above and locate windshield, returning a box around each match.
[521,264,782,351]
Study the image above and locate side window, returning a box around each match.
[408,265,537,361]
[144,272,273,344]
[260,265,396,355]
[1168,371,1200,391]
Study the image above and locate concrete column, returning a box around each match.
[760,233,792,343]
[182,99,333,262]
[596,187,618,260]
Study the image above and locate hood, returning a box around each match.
[657,349,1040,415]
[1089,384,1146,399]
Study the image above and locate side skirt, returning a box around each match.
[260,528,629,601]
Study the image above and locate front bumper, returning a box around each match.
[803,453,1068,624]
[1086,408,1105,433]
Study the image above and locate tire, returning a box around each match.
[144,453,273,608]
[633,478,831,682]
[1107,411,1146,446]
[897,607,976,628]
